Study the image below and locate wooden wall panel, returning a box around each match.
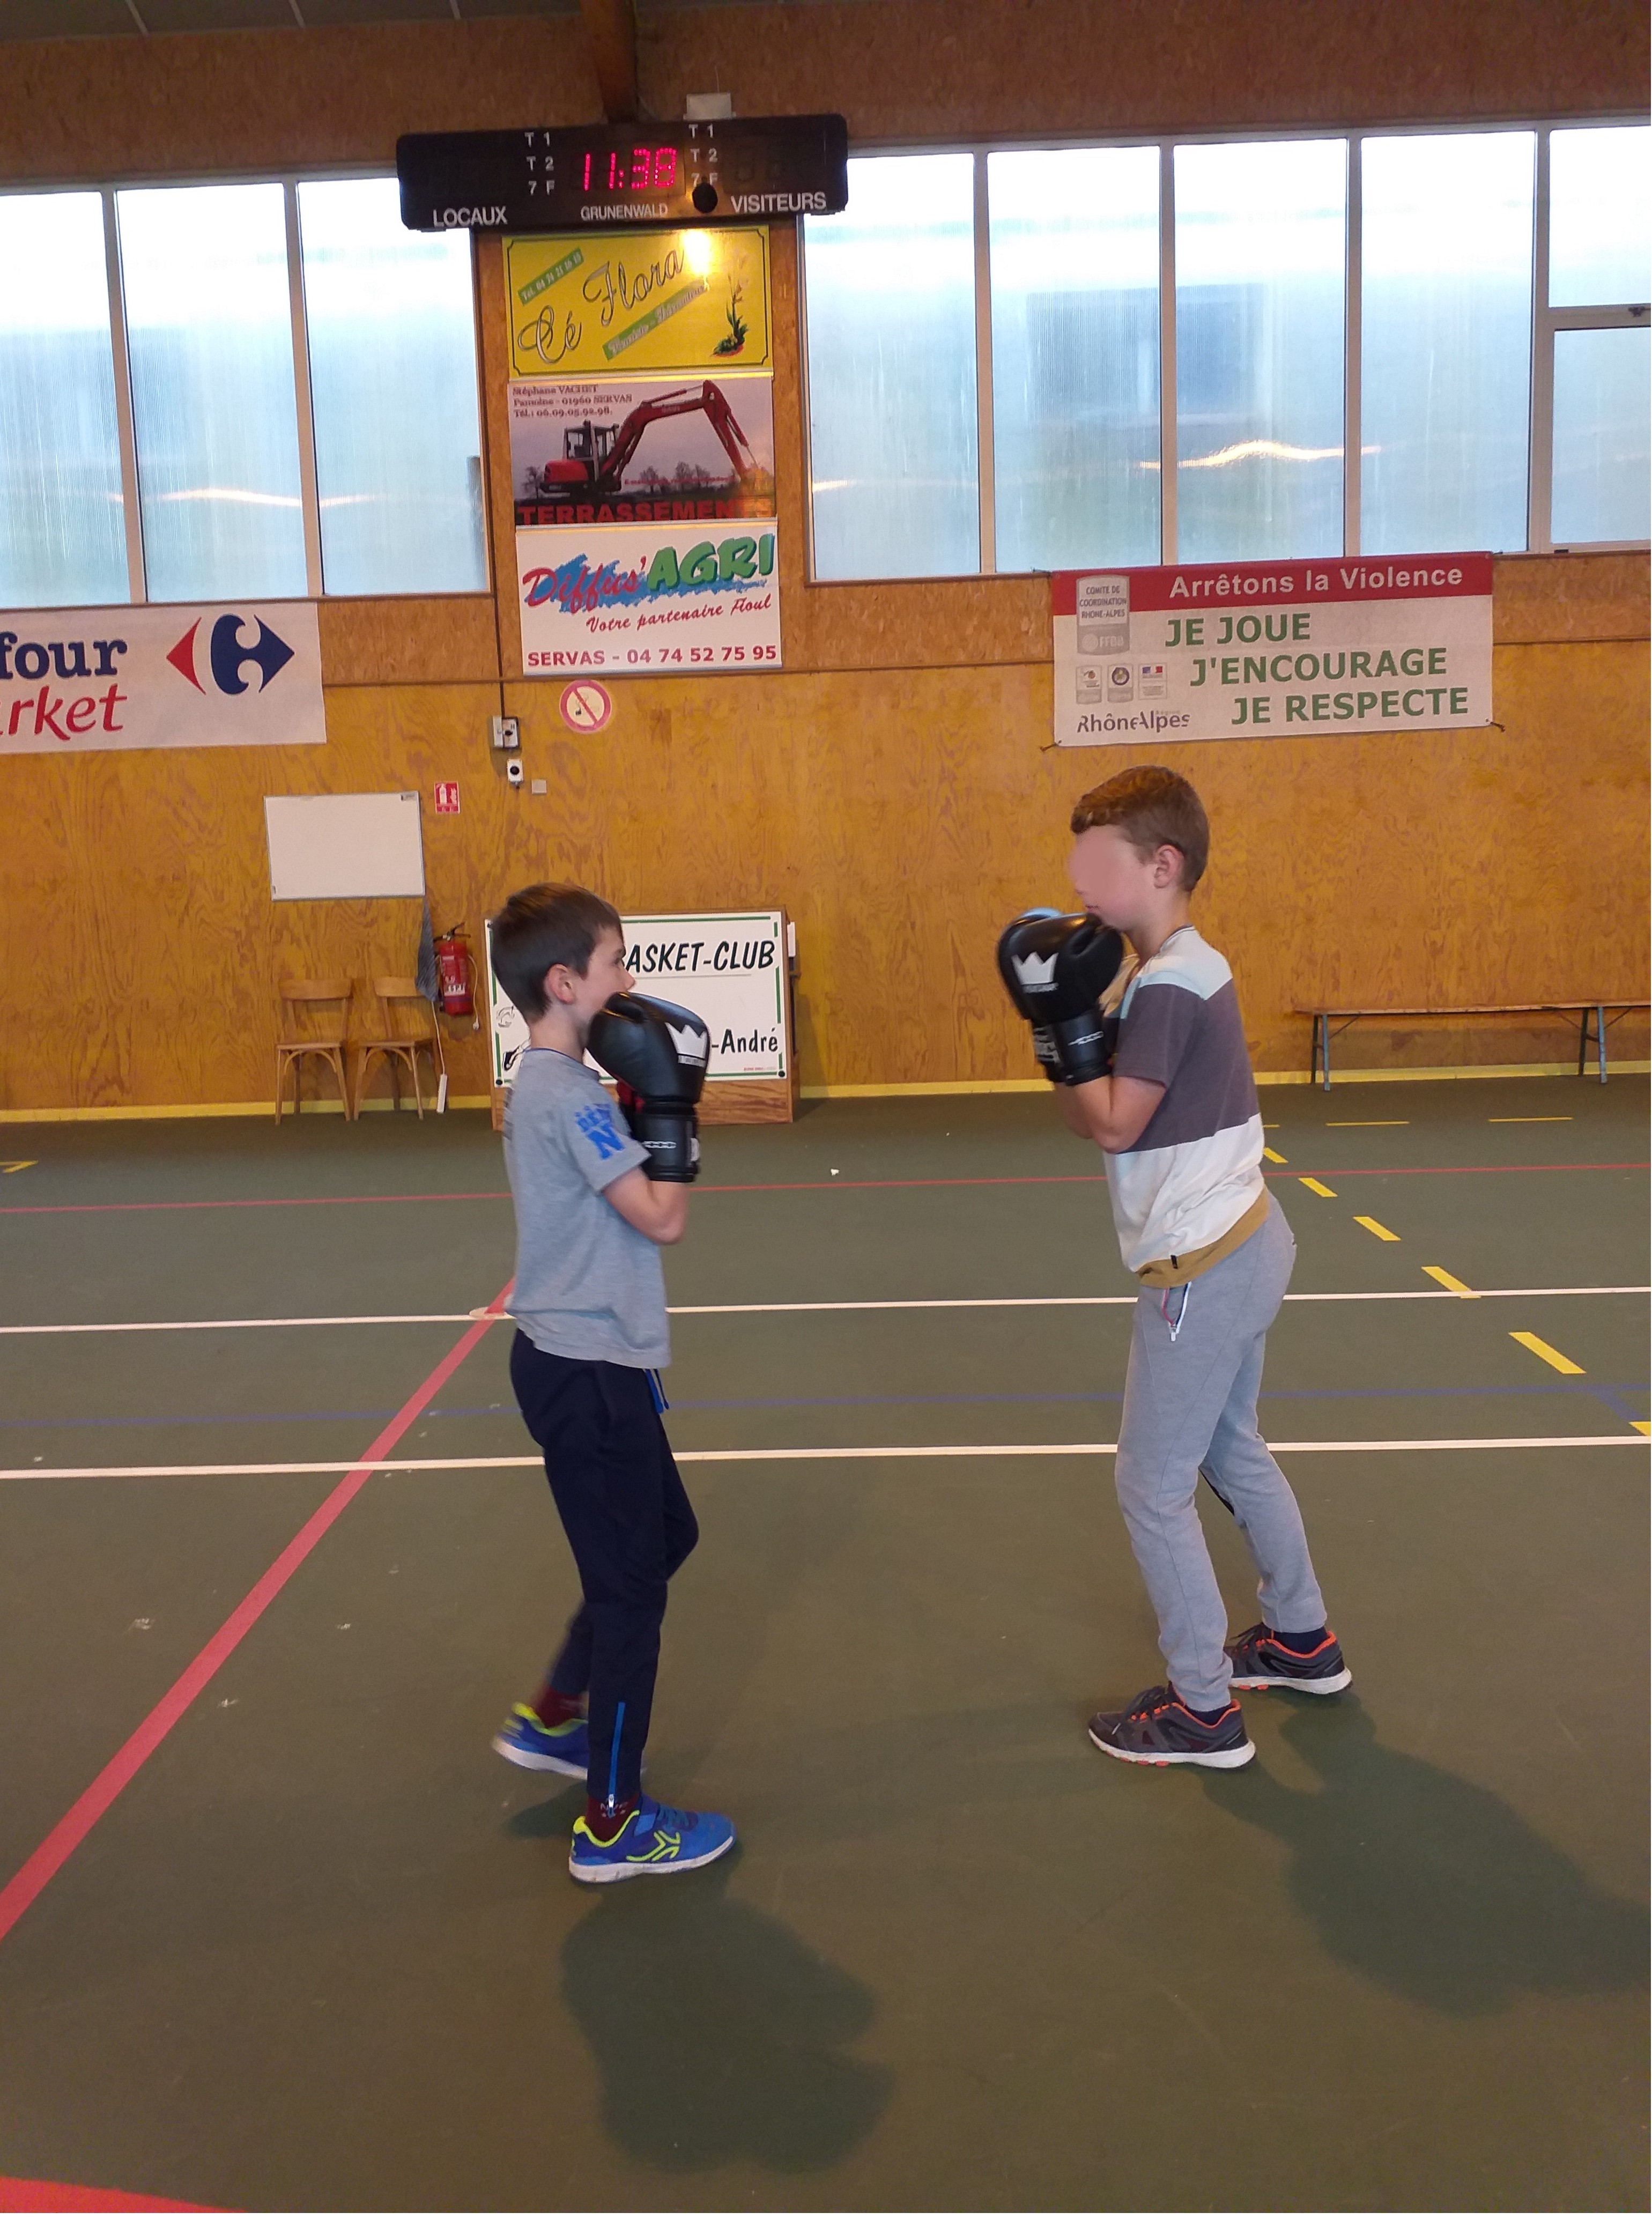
[1,2,1646,1112]
[642,0,1648,144]
[477,636,1647,1092]
[0,685,503,1111]
[3,624,1644,1111]
[0,2,1641,183]
[318,597,500,689]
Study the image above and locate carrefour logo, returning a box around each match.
[167,612,294,695]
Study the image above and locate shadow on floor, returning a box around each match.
[1203,1700,1649,2016]
[559,1849,891,2173]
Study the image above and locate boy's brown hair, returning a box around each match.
[1070,765,1209,891]
[488,882,622,1019]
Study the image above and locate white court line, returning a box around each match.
[0,1286,1645,1336]
[0,1435,1644,1480]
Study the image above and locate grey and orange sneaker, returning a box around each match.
[1087,1685,1255,1770]
[1225,1623,1351,1696]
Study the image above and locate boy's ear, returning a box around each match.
[544,961,577,1007]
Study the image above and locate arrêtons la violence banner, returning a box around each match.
[518,521,780,672]
[0,602,324,756]
[1052,554,1493,747]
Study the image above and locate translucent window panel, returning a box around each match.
[989,146,1160,572]
[1552,328,1651,544]
[0,192,128,606]
[117,182,306,602]
[1173,139,1346,563]
[804,154,978,579]
[1361,132,1534,554]
[1550,126,1651,306]
[298,180,485,596]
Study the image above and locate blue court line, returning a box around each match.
[1,1382,1645,1431]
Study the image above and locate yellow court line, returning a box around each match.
[1325,1120,1410,1127]
[0,1161,36,1174]
[1299,1176,1337,1197]
[1510,1330,1585,1376]
[1490,1116,1573,1123]
[1262,1146,1288,1164]
[1354,1216,1401,1241]
[1635,1422,1651,1438]
[1423,1267,1479,1297]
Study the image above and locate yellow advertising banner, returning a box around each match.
[506,227,772,378]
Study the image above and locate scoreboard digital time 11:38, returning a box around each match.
[397,114,848,232]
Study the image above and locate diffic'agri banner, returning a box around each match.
[1052,554,1492,748]
[517,522,780,672]
[0,602,324,756]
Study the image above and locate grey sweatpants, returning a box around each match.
[1113,1195,1327,1711]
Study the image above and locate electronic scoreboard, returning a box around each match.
[397,114,848,231]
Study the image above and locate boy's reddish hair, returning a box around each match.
[1070,765,1209,891]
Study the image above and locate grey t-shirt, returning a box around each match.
[502,1047,670,1368]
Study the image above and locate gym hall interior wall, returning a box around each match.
[1,0,1646,1113]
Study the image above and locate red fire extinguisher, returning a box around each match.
[433,923,475,1017]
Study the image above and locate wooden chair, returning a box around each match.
[353,976,445,1118]
[275,980,355,1123]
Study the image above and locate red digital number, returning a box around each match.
[582,152,591,190]
[607,151,621,190]
[653,147,677,190]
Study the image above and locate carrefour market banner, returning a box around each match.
[1053,554,1492,747]
[517,522,780,672]
[0,602,324,756]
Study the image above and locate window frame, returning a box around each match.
[0,165,487,605]
[802,114,1651,582]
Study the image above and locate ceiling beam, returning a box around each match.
[578,0,639,123]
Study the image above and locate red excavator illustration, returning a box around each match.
[523,380,769,508]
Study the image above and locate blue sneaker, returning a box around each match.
[568,1795,736,1884]
[492,1703,589,1778]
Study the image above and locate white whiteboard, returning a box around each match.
[265,792,425,901]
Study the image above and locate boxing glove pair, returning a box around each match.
[588,991,709,1182]
[996,910,1127,1086]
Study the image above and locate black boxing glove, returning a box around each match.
[996,909,1127,1085]
[587,991,709,1182]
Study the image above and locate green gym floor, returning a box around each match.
[0,1077,1646,2214]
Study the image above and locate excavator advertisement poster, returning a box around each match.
[509,373,776,529]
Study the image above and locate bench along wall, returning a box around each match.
[0,0,1646,1111]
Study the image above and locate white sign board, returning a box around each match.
[265,792,425,901]
[488,908,788,1087]
[1053,554,1493,746]
[516,521,781,675]
[0,602,324,756]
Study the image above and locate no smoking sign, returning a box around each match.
[559,680,613,735]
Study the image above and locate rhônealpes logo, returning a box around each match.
[167,612,294,695]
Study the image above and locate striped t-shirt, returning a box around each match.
[1103,926,1265,1278]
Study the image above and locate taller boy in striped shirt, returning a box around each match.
[1021,765,1350,1768]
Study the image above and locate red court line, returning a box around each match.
[0,1284,513,1950]
[0,2178,216,2212]
[0,1164,1644,1217]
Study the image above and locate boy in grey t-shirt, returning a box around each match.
[488,883,735,1883]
